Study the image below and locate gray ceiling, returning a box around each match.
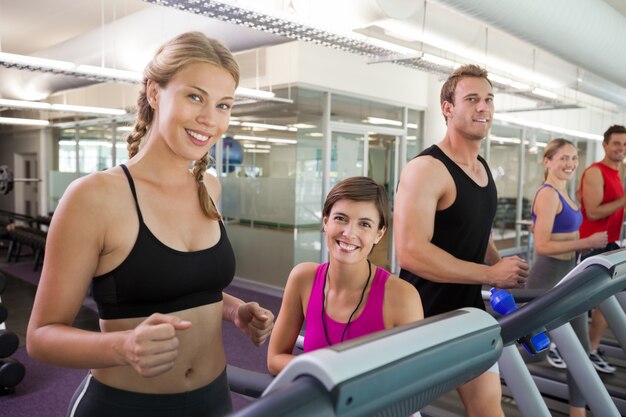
[1,0,625,113]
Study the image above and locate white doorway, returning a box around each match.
[14,153,40,217]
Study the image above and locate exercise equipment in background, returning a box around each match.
[0,272,26,394]
[0,165,42,196]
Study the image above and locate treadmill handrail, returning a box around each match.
[228,375,334,417]
[498,254,626,345]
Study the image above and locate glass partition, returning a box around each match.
[49,86,425,288]
[489,128,522,249]
[488,123,592,257]
[51,121,129,210]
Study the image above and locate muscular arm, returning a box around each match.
[582,166,626,220]
[484,237,501,265]
[394,157,527,288]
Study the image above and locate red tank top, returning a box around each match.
[579,162,624,242]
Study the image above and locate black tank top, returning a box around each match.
[399,145,497,317]
[91,165,236,320]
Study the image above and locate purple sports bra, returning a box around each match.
[531,183,582,233]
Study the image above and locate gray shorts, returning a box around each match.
[526,254,589,407]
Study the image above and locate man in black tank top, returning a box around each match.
[394,65,529,417]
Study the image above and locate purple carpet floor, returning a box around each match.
[0,248,283,417]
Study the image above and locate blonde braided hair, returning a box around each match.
[126,32,239,220]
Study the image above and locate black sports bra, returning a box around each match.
[91,165,236,320]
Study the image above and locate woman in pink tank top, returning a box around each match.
[267,177,424,375]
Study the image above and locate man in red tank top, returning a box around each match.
[578,124,626,374]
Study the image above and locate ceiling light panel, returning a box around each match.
[0,52,142,83]
[144,0,432,68]
[0,98,127,116]
[0,116,50,126]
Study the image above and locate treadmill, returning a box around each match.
[227,250,626,416]
[420,250,626,417]
[506,251,626,416]
[228,307,502,417]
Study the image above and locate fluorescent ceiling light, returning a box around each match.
[267,138,297,144]
[373,18,562,90]
[245,149,270,153]
[0,51,289,102]
[235,87,275,99]
[0,116,50,126]
[488,74,530,91]
[367,116,401,126]
[0,98,127,116]
[490,135,521,145]
[510,81,531,90]
[233,134,296,144]
[366,117,419,130]
[532,88,559,99]
[0,52,141,83]
[234,135,267,142]
[421,53,455,68]
[489,74,514,86]
[53,104,126,115]
[0,51,75,71]
[75,65,143,82]
[115,126,134,132]
[241,122,298,132]
[493,113,602,141]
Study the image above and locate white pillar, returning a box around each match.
[423,73,446,148]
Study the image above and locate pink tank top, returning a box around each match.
[303,262,388,352]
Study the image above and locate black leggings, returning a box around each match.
[67,368,232,417]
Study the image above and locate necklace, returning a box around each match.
[321,259,372,347]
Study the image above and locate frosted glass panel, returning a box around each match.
[221,177,296,226]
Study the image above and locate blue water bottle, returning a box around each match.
[490,288,551,355]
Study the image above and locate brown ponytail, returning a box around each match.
[193,152,220,220]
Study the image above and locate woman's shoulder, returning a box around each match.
[289,262,320,282]
[51,167,130,236]
[202,172,221,202]
[63,167,127,205]
[381,270,423,324]
[59,167,130,215]
[383,270,419,296]
[535,183,561,201]
[283,262,319,299]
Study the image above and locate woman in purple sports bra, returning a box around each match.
[526,138,607,417]
[267,176,424,375]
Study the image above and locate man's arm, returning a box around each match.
[394,157,527,288]
[582,166,626,220]
[484,236,501,266]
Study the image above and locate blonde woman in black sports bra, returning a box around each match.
[26,32,274,417]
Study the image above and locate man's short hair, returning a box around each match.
[440,64,492,107]
[603,125,626,144]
